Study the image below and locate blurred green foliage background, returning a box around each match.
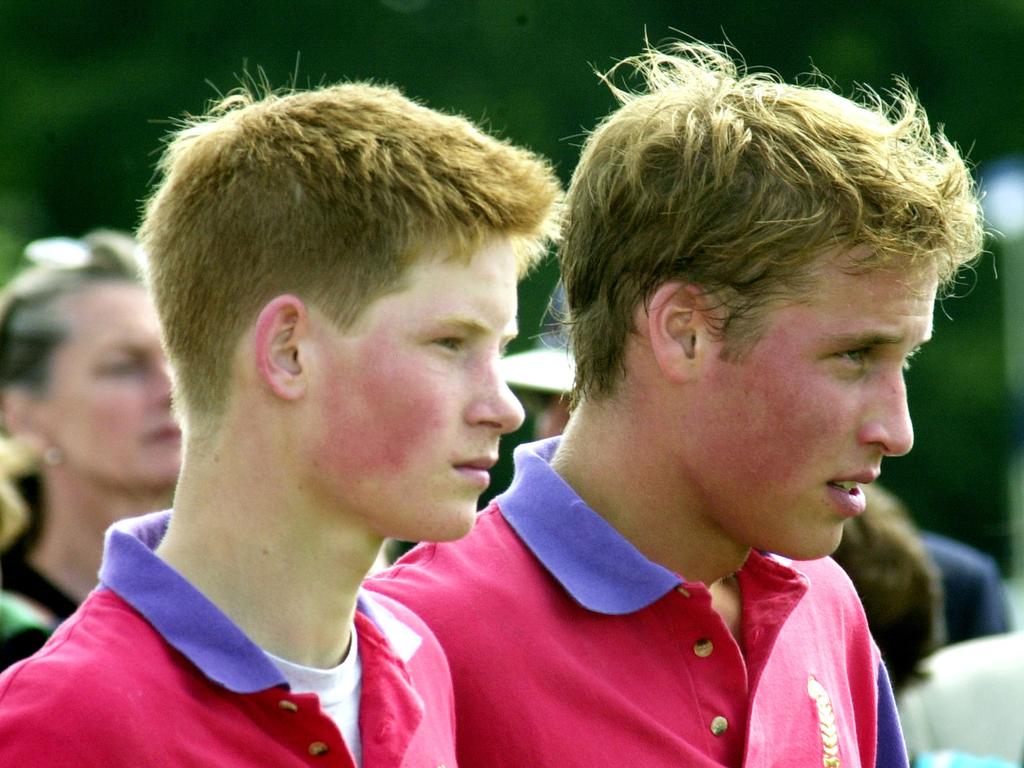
[1,0,1020,568]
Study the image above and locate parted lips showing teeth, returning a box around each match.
[829,481,860,493]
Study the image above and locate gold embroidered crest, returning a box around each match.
[807,675,841,768]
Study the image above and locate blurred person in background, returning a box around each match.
[917,528,1010,645]
[0,230,180,642]
[898,629,1024,767]
[497,283,573,441]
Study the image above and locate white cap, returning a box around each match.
[499,345,574,395]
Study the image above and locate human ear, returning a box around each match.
[642,282,709,383]
[253,295,309,401]
[0,389,52,455]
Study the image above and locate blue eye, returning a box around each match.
[435,337,463,351]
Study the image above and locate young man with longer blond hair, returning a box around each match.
[371,41,983,768]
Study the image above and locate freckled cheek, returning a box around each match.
[721,380,838,480]
[315,360,450,476]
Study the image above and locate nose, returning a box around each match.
[858,371,914,457]
[151,358,174,406]
[467,364,526,435]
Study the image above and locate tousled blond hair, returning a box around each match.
[140,82,561,428]
[561,41,984,404]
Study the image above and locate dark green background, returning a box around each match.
[1,1,1019,568]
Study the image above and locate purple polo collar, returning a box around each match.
[495,437,683,615]
[99,511,288,694]
[99,510,419,694]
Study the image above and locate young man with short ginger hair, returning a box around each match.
[370,42,983,767]
[0,82,560,767]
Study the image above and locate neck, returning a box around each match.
[552,397,750,587]
[709,572,743,639]
[157,438,381,669]
[33,471,172,603]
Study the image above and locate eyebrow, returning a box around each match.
[437,315,519,343]
[824,330,932,349]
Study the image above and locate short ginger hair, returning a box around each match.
[140,81,561,428]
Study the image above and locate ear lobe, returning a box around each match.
[254,295,309,401]
[643,282,709,383]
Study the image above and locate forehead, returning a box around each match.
[352,238,519,327]
[57,279,146,310]
[56,281,160,341]
[752,255,938,348]
[810,249,938,312]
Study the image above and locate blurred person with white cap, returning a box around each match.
[498,283,574,440]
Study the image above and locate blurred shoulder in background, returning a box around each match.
[919,529,1010,645]
[899,630,1024,767]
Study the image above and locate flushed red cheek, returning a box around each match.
[707,376,833,482]
[316,353,447,477]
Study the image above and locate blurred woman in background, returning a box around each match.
[0,230,180,656]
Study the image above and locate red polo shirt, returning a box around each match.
[0,512,456,768]
[369,437,909,768]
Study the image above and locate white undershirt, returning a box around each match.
[265,627,363,767]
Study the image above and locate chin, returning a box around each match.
[430,517,478,543]
[403,505,479,544]
[129,471,179,499]
[779,534,845,562]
